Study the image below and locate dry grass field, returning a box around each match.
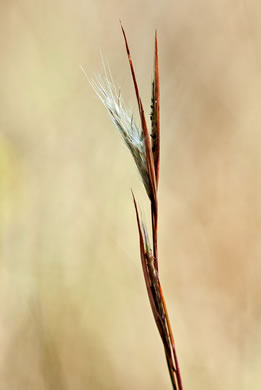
[0,1,261,389]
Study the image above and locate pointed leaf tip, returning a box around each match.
[121,26,157,203]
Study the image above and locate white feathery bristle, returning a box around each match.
[89,59,150,196]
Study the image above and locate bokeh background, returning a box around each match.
[1,1,261,389]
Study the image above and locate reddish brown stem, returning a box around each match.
[151,202,159,271]
[159,284,183,390]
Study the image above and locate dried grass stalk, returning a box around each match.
[90,25,183,390]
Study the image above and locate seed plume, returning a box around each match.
[90,66,150,196]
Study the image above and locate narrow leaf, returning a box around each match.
[132,193,174,374]
[121,24,157,205]
[132,192,160,322]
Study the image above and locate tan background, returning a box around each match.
[0,1,261,389]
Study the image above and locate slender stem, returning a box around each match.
[151,199,183,389]
[165,351,178,390]
[159,285,183,390]
[151,203,158,271]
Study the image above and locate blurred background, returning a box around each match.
[1,1,261,389]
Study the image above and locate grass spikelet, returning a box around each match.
[90,61,151,197]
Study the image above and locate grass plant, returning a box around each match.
[91,25,183,390]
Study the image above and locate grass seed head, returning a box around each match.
[90,68,151,196]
